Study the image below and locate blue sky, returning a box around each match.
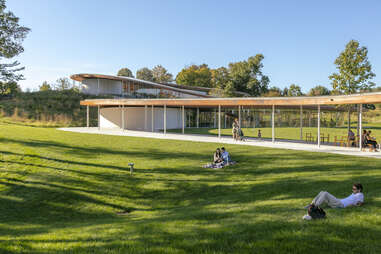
[6,0,381,92]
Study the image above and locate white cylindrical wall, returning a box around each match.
[100,107,182,130]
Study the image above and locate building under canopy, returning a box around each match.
[79,91,381,150]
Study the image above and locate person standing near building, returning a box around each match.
[232,118,240,141]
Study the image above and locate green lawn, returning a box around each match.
[1,121,381,253]
[169,125,381,143]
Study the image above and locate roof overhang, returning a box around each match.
[80,92,381,107]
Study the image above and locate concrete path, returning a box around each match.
[59,127,381,159]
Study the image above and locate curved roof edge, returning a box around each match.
[80,91,381,107]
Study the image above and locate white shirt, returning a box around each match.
[340,193,364,208]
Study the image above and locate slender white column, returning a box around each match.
[97,78,100,96]
[224,108,227,129]
[300,105,303,140]
[182,106,185,134]
[86,105,89,128]
[144,105,147,130]
[151,105,154,132]
[213,109,216,128]
[196,107,199,128]
[218,105,221,138]
[238,105,241,127]
[122,105,125,130]
[97,105,100,130]
[357,105,360,136]
[359,104,362,151]
[164,105,167,134]
[318,104,321,148]
[272,105,275,143]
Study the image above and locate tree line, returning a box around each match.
[116,40,376,98]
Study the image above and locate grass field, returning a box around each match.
[1,121,381,253]
[169,125,381,143]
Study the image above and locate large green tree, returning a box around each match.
[39,81,52,91]
[308,85,330,96]
[263,86,283,97]
[329,40,375,94]
[55,77,71,91]
[228,54,269,96]
[136,67,154,82]
[286,84,303,96]
[0,81,20,97]
[329,40,376,131]
[210,67,234,97]
[0,0,30,82]
[117,68,134,78]
[176,64,211,87]
[152,65,173,83]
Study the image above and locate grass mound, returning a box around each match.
[0,123,380,253]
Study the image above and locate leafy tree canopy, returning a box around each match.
[55,77,71,91]
[329,40,375,94]
[0,80,20,97]
[152,65,173,83]
[308,85,330,96]
[136,67,154,82]
[117,68,134,78]
[285,84,303,96]
[263,86,282,97]
[0,0,30,82]
[210,67,234,97]
[228,54,269,96]
[176,64,211,87]
[39,81,52,91]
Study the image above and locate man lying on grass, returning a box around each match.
[305,183,364,209]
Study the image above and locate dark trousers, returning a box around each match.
[367,140,377,148]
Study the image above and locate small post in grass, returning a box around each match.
[128,163,134,175]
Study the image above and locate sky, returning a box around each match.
[6,0,381,92]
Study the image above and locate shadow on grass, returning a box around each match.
[1,132,381,253]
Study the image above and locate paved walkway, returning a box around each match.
[59,127,381,159]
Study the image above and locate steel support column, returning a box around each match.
[218,105,221,138]
[97,105,100,130]
[144,105,147,130]
[151,105,154,132]
[318,105,321,148]
[196,107,199,128]
[272,105,275,143]
[164,105,167,134]
[122,105,126,130]
[359,104,362,151]
[300,105,303,140]
[86,105,89,128]
[182,106,185,134]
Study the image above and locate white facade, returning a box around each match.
[100,107,182,131]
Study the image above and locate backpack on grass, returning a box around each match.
[308,204,326,219]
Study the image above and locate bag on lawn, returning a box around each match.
[308,204,326,219]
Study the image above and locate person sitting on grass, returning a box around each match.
[213,148,223,164]
[305,183,364,209]
[221,147,231,163]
